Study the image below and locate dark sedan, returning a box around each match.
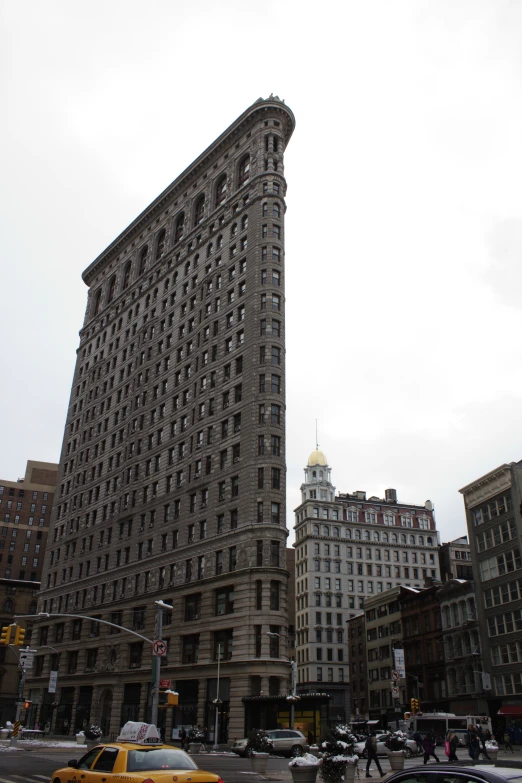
[384,764,522,783]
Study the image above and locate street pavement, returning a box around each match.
[0,745,520,783]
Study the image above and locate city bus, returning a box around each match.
[403,713,492,746]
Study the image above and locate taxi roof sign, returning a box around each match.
[117,721,162,744]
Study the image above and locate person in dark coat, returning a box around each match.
[423,733,440,764]
[477,726,490,759]
[413,731,424,754]
[365,734,384,777]
[180,728,187,750]
[467,726,480,760]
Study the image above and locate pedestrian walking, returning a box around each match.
[446,731,459,762]
[422,733,440,765]
[413,731,424,754]
[180,727,187,750]
[477,726,490,760]
[504,731,514,753]
[365,734,384,777]
[467,726,480,760]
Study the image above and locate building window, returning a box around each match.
[216,586,235,615]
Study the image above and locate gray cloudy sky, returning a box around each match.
[1,0,522,543]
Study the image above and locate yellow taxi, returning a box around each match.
[51,723,224,783]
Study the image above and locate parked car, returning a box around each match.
[354,733,418,759]
[231,729,308,757]
[383,765,522,783]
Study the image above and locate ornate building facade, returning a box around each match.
[26,97,295,740]
[294,449,441,726]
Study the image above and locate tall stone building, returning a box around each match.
[294,449,441,728]
[460,461,522,723]
[27,97,295,739]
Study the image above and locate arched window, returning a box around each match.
[238,155,250,186]
[93,288,102,316]
[107,275,117,303]
[312,525,319,535]
[174,213,185,244]
[364,531,370,541]
[427,536,433,545]
[322,526,329,536]
[262,202,268,216]
[345,528,351,539]
[312,471,317,479]
[3,598,14,613]
[215,175,227,207]
[29,600,37,614]
[382,532,388,542]
[320,471,324,479]
[155,228,166,260]
[409,535,415,545]
[391,533,397,543]
[418,535,424,545]
[355,529,361,540]
[273,203,281,218]
[194,194,205,225]
[122,262,132,291]
[138,245,148,275]
[373,531,380,541]
[401,534,407,544]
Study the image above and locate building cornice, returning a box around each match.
[82,98,295,287]
[459,464,513,508]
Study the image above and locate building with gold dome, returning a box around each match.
[293,450,440,726]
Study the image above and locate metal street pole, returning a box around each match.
[212,644,222,750]
[150,600,173,729]
[151,603,163,729]
[10,661,27,747]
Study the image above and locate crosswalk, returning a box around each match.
[0,774,50,783]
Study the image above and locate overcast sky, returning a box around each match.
[1,0,522,543]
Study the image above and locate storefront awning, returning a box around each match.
[498,705,522,716]
[367,720,380,725]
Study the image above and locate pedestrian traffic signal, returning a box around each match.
[0,625,11,644]
[159,689,179,707]
[13,626,26,646]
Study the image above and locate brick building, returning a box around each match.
[401,583,445,709]
[439,535,473,581]
[0,460,58,582]
[347,613,367,723]
[26,97,295,739]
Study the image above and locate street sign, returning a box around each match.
[48,670,58,694]
[160,679,171,688]
[391,686,400,698]
[152,639,167,657]
[19,652,34,668]
[392,670,400,681]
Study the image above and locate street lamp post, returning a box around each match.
[151,601,173,729]
[212,643,222,751]
[16,606,172,732]
[266,632,299,729]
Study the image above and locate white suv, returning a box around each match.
[231,729,308,757]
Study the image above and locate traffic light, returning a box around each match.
[13,626,26,646]
[0,625,11,645]
[410,698,419,713]
[24,700,32,710]
[159,690,179,708]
